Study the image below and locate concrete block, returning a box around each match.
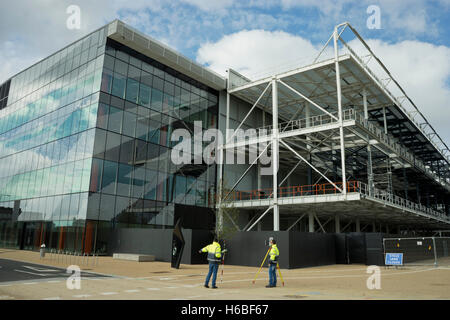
[113,253,156,262]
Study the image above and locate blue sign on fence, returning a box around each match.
[385,253,403,265]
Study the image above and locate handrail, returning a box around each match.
[222,180,449,223]
[227,106,448,188]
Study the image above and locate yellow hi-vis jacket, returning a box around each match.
[201,241,222,263]
[269,244,279,265]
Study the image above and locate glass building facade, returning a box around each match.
[0,24,218,254]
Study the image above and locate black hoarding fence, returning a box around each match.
[383,237,450,266]
[335,233,349,264]
[347,233,367,264]
[107,228,393,268]
[223,231,336,269]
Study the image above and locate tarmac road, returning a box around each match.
[0,258,109,284]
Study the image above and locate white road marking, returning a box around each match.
[182,284,200,288]
[100,292,119,296]
[14,269,50,277]
[146,288,160,291]
[216,267,441,284]
[23,266,59,272]
[0,295,14,299]
[164,286,179,289]
[124,289,141,293]
[47,280,62,283]
[73,294,92,298]
[159,277,173,280]
[43,297,61,300]
[22,282,38,285]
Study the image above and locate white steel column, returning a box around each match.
[305,103,312,185]
[333,27,347,195]
[272,78,280,231]
[364,88,374,196]
[335,214,341,233]
[226,87,230,141]
[258,111,266,190]
[309,212,315,232]
[363,87,369,120]
[216,146,224,234]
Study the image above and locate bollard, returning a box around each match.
[40,244,46,259]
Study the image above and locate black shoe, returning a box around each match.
[212,286,218,289]
[204,285,209,288]
[265,285,274,288]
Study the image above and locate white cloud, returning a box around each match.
[279,0,353,16]
[197,29,322,79]
[347,38,450,144]
[180,0,234,11]
[197,29,450,144]
[0,0,162,83]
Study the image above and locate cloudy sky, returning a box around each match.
[1,0,449,145]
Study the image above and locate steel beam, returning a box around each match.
[272,79,280,231]
[334,27,347,195]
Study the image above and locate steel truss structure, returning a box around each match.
[217,22,450,234]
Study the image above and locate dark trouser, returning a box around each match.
[268,263,277,287]
[205,262,219,287]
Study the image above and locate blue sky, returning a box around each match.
[114,0,450,61]
[0,0,449,146]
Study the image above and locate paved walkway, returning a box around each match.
[1,249,450,300]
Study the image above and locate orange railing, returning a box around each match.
[223,181,360,202]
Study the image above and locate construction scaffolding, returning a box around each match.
[217,22,450,234]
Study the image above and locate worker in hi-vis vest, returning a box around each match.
[199,236,222,289]
[266,238,280,288]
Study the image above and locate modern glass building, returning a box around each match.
[0,20,226,254]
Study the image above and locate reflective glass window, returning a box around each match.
[117,163,132,197]
[101,68,113,94]
[122,111,136,138]
[101,160,117,194]
[138,83,151,107]
[125,78,139,104]
[98,193,115,221]
[132,166,145,198]
[119,135,134,164]
[104,131,121,161]
[114,59,128,76]
[111,72,126,99]
[107,106,123,134]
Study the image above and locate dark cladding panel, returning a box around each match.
[174,204,215,230]
[0,79,11,110]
